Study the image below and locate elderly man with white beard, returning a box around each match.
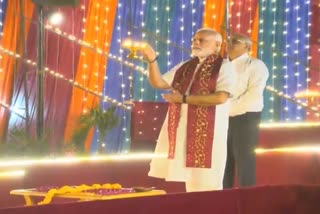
[140,28,236,192]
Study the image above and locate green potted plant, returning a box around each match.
[70,105,119,154]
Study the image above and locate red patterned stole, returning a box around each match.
[168,54,223,168]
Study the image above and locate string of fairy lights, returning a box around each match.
[0,0,319,127]
[0,24,315,114]
[0,46,131,110]
[282,0,310,121]
[79,3,89,114]
[236,0,241,31]
[138,0,146,101]
[153,2,161,100]
[293,0,303,120]
[271,0,277,121]
[0,39,309,118]
[229,0,255,41]
[165,1,171,80]
[191,1,197,39]
[121,0,132,145]
[228,1,233,30]
[180,0,186,62]
[304,0,312,118]
[247,0,253,35]
[283,0,290,120]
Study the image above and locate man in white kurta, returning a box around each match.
[223,33,269,188]
[140,28,236,192]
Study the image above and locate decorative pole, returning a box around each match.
[36,3,45,139]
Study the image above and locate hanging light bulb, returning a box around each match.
[48,11,63,25]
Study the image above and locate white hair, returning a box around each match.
[195,28,222,43]
[230,33,252,50]
[195,28,222,52]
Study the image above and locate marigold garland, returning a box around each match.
[38,183,122,205]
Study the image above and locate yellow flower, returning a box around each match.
[58,186,75,193]
[38,189,57,205]
[102,183,112,189]
[92,184,101,189]
[111,183,122,189]
[78,184,90,191]
[37,183,123,205]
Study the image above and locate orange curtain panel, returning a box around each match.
[63,0,118,150]
[250,6,259,57]
[0,0,34,139]
[203,0,227,34]
[203,0,259,57]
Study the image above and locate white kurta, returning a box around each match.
[228,53,269,117]
[148,59,236,191]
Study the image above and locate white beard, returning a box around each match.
[191,48,213,58]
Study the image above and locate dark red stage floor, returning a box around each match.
[1,184,320,214]
[1,151,320,209]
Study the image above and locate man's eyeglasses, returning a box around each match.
[226,38,245,46]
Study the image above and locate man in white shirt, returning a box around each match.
[140,28,236,192]
[223,33,269,188]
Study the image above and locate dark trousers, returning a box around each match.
[223,112,261,188]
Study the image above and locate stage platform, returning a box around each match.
[0,102,319,211]
[0,151,320,209]
[0,184,320,214]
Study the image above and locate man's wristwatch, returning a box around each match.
[182,95,187,103]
